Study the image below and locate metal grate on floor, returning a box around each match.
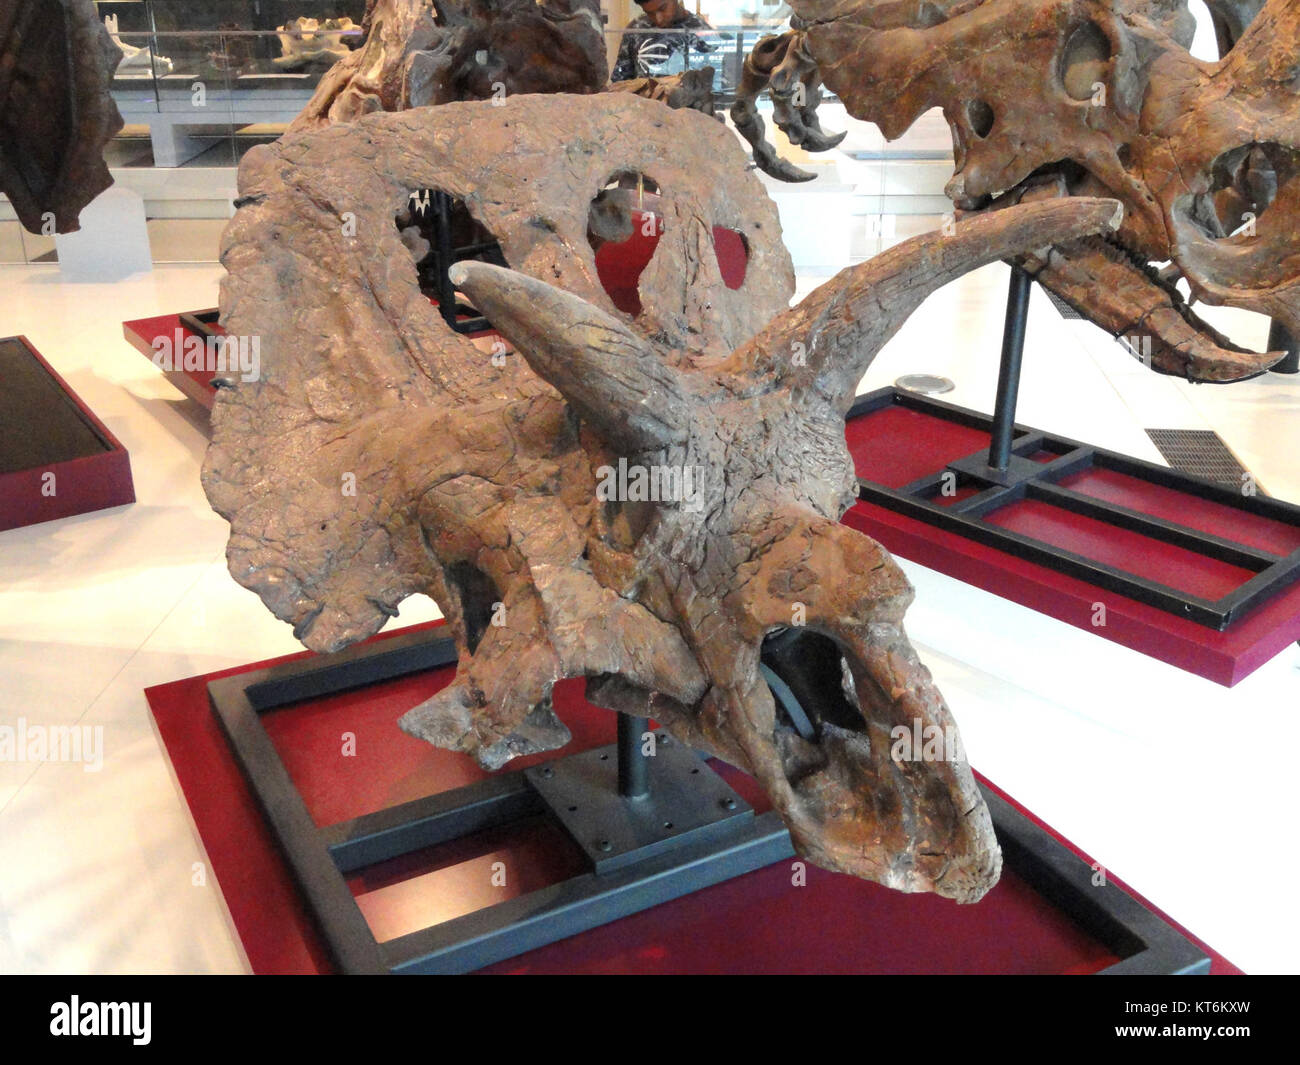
[1145,428,1262,494]
[1044,289,1084,319]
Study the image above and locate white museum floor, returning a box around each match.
[1,242,1298,974]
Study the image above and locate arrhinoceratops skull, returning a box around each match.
[788,0,1299,381]
[204,93,1124,902]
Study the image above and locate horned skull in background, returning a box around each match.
[787,0,1299,381]
[205,94,1122,901]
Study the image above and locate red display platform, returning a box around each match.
[123,311,222,410]
[0,336,135,533]
[145,621,1238,975]
[844,399,1300,687]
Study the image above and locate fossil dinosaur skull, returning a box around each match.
[205,93,1124,902]
[788,0,1299,381]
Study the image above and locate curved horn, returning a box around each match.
[450,261,691,453]
[730,197,1125,412]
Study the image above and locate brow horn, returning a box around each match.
[450,261,691,453]
[730,197,1125,412]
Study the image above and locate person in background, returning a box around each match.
[611,0,719,81]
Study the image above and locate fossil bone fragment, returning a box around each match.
[291,0,606,130]
[275,17,358,71]
[204,92,1126,902]
[604,67,718,115]
[104,14,174,76]
[730,22,846,182]
[786,0,1299,381]
[0,0,124,234]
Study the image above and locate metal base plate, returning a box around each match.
[526,735,754,873]
[949,449,1045,489]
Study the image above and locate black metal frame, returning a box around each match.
[208,628,1210,975]
[209,628,789,974]
[851,271,1300,631]
[419,190,497,335]
[178,309,221,339]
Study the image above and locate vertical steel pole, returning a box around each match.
[618,715,649,799]
[433,191,458,331]
[989,265,1032,471]
[1268,320,1299,375]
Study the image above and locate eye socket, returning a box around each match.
[1060,21,1112,102]
[966,100,995,140]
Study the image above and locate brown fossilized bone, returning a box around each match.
[604,67,718,115]
[788,0,1299,381]
[295,0,714,132]
[205,92,1124,901]
[0,0,124,234]
[730,23,846,182]
[291,0,607,130]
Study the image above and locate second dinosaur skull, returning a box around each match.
[791,0,1299,380]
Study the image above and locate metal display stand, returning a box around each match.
[210,630,791,974]
[1269,320,1299,375]
[178,309,221,339]
[208,627,1211,974]
[856,267,1300,631]
[419,190,499,335]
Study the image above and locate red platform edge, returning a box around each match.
[843,402,1300,688]
[122,312,221,410]
[0,336,135,533]
[144,620,1240,976]
[844,498,1300,688]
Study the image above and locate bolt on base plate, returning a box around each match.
[525,734,755,874]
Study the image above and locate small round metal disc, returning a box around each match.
[894,374,955,395]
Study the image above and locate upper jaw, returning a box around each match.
[965,162,1290,382]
